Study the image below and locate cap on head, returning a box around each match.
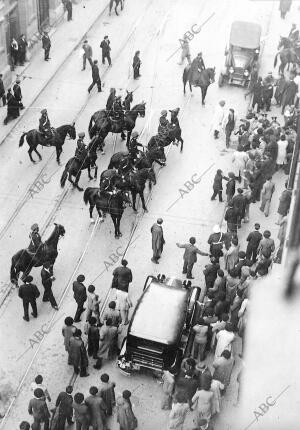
[41,109,47,114]
[25,275,33,283]
[121,259,128,266]
[31,223,39,231]
[89,386,98,395]
[83,39,88,43]
[88,284,95,292]
[189,237,196,244]
[254,223,260,229]
[34,388,44,398]
[213,224,220,233]
[101,373,109,382]
[157,218,163,224]
[19,421,30,430]
[78,132,85,138]
[109,300,116,309]
[35,375,43,384]
[132,131,139,138]
[161,110,167,116]
[77,274,85,282]
[122,390,131,399]
[16,78,21,83]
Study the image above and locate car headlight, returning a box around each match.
[229,67,234,74]
[255,49,259,53]
[244,70,249,76]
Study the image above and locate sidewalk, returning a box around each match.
[0,0,108,145]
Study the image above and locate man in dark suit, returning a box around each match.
[18,34,28,65]
[42,31,51,61]
[41,262,58,310]
[13,78,24,109]
[112,259,132,292]
[0,74,6,106]
[232,188,246,228]
[88,60,102,93]
[224,201,238,233]
[176,237,208,279]
[246,223,262,263]
[100,35,112,65]
[73,274,87,322]
[18,276,40,321]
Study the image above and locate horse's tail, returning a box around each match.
[108,159,114,169]
[274,52,279,68]
[10,254,18,284]
[88,116,94,136]
[83,187,92,205]
[182,67,188,84]
[19,132,27,147]
[60,166,68,188]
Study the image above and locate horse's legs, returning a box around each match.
[115,2,119,15]
[121,130,126,140]
[180,137,184,152]
[189,80,192,93]
[183,79,186,95]
[74,171,83,191]
[87,165,93,180]
[33,145,42,160]
[111,215,119,238]
[95,204,104,222]
[109,0,113,14]
[139,191,147,212]
[89,202,95,222]
[201,87,207,105]
[126,130,132,147]
[116,216,122,236]
[56,146,62,164]
[94,166,98,179]
[132,191,137,212]
[28,146,36,163]
[121,0,124,10]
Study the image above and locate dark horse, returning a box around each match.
[88,102,146,147]
[19,123,76,164]
[274,37,300,74]
[182,67,216,104]
[109,0,124,15]
[121,168,156,212]
[60,138,98,191]
[83,188,131,238]
[10,223,65,285]
[108,146,166,171]
[148,127,183,152]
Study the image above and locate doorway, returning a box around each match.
[37,0,50,31]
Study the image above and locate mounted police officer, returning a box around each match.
[128,131,143,160]
[74,132,88,163]
[158,110,170,137]
[112,96,124,122]
[99,169,119,202]
[190,52,205,85]
[39,109,52,143]
[106,87,116,114]
[28,224,43,258]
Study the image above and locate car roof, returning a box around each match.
[230,21,262,49]
[129,279,189,345]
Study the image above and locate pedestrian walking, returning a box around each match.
[246,223,262,263]
[223,108,236,148]
[251,77,263,112]
[224,201,238,233]
[18,34,28,65]
[207,224,225,263]
[212,349,234,393]
[42,31,51,61]
[224,237,239,272]
[260,176,275,217]
[69,328,89,376]
[4,88,20,124]
[28,388,50,430]
[191,381,214,425]
[55,386,74,430]
[73,274,87,322]
[232,188,246,228]
[151,217,165,263]
[85,386,107,430]
[281,77,297,114]
[276,135,288,169]
[132,50,141,79]
[31,375,51,402]
[87,317,99,360]
[257,230,275,257]
[85,284,98,322]
[178,34,191,65]
[161,368,175,410]
[262,72,274,111]
[214,322,235,358]
[210,379,224,415]
[255,252,272,277]
[0,74,6,106]
[88,60,102,93]
[102,300,121,327]
[225,172,236,202]
[167,393,189,430]
[276,182,292,224]
[94,318,118,369]
[212,100,225,139]
[192,318,208,361]
[41,261,58,310]
[116,390,138,430]
[10,38,18,70]
[65,0,72,20]
[98,373,116,416]
[112,259,132,292]
[72,393,90,430]
[82,40,93,70]
[203,256,220,291]
[274,73,286,105]
[100,35,112,66]
[13,78,24,109]
[232,145,249,182]
[62,316,76,362]
[211,169,228,202]
[176,237,208,279]
[18,275,40,321]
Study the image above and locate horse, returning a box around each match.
[148,126,183,152]
[10,223,65,285]
[19,123,76,164]
[182,67,216,104]
[108,146,166,172]
[121,168,156,212]
[274,37,300,73]
[109,0,124,16]
[88,102,146,147]
[83,188,131,238]
[60,139,98,191]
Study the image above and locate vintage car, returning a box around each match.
[218,21,262,87]
[117,275,201,375]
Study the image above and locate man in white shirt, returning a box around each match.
[293,71,300,107]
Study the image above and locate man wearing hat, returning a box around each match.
[262,72,274,111]
[112,95,123,122]
[246,223,262,263]
[128,131,143,159]
[88,59,102,93]
[100,35,112,66]
[212,100,225,139]
[151,218,165,264]
[289,23,299,44]
[106,87,116,114]
[82,39,93,70]
[73,275,87,322]
[18,276,40,321]
[207,225,224,263]
[41,261,58,310]
[28,388,50,429]
[13,78,24,109]
[74,132,88,163]
[158,109,170,136]
[42,31,51,61]
[39,109,52,142]
[176,237,209,279]
[190,52,206,85]
[28,223,43,258]
[224,201,238,233]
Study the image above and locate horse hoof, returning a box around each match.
[118,233,122,237]
[90,218,95,223]
[144,208,148,213]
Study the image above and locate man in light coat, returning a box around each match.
[213,100,225,139]
[260,176,275,217]
[151,218,165,264]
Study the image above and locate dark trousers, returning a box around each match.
[74,301,85,322]
[262,97,271,111]
[83,54,93,69]
[57,414,73,430]
[88,78,102,92]
[0,94,6,106]
[74,365,88,377]
[252,97,262,112]
[182,260,194,278]
[31,417,49,430]
[44,47,50,60]
[42,284,57,307]
[133,65,140,79]
[246,244,258,263]
[102,52,111,65]
[23,299,37,319]
[211,189,223,202]
[67,7,72,20]
[75,419,89,430]
[225,127,233,148]
[18,50,26,64]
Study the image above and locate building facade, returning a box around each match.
[0,0,63,86]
